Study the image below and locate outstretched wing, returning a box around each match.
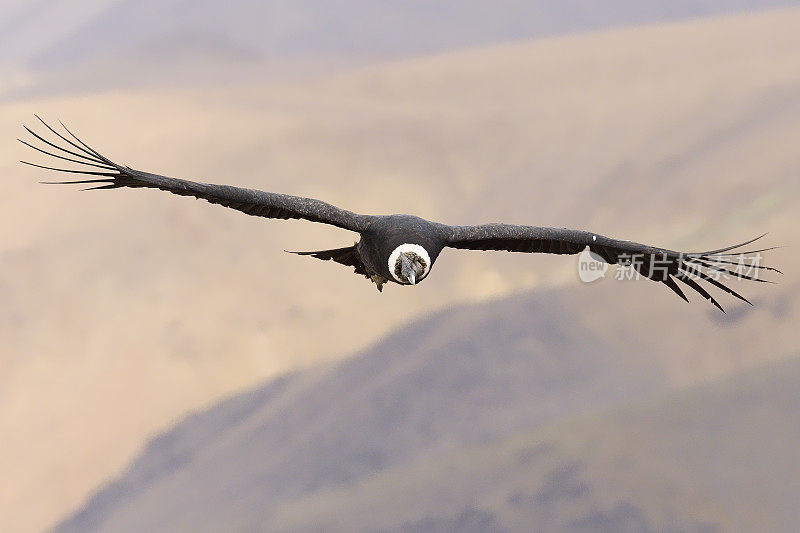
[447,224,780,312]
[20,117,371,232]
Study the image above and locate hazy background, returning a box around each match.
[2,2,799,532]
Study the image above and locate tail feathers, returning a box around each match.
[287,245,375,285]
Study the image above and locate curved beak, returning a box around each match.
[400,253,417,285]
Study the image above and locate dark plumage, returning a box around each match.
[21,117,780,311]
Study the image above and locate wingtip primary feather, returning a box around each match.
[21,160,118,176]
[662,275,689,303]
[694,233,768,256]
[39,178,116,185]
[18,137,115,171]
[686,256,783,275]
[28,115,117,169]
[58,119,115,165]
[680,264,753,306]
[686,257,777,283]
[674,271,726,313]
[22,122,106,166]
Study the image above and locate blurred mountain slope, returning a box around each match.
[52,288,666,532]
[2,0,800,95]
[27,0,800,65]
[262,354,800,532]
[2,8,799,532]
[53,293,800,532]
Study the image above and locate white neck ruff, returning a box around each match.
[388,243,431,283]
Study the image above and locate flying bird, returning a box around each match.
[20,117,779,312]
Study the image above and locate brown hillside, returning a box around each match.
[1,8,798,532]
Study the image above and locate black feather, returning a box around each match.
[662,275,689,303]
[21,161,119,176]
[34,115,106,163]
[17,138,115,170]
[674,271,725,313]
[680,264,752,305]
